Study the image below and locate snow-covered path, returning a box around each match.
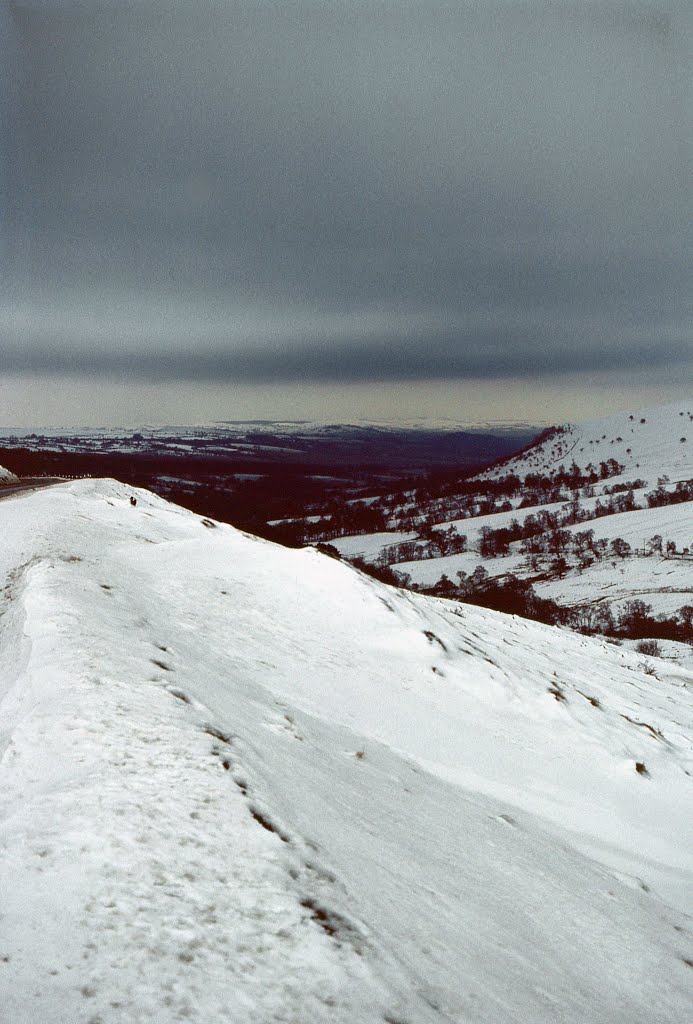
[1,481,691,1022]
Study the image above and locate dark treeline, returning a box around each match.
[645,479,693,508]
[423,570,693,645]
[268,460,639,548]
[335,481,692,571]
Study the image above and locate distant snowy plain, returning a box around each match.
[0,478,691,1023]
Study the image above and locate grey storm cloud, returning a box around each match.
[2,0,691,385]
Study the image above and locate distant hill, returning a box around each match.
[290,403,692,654]
[479,400,692,484]
[0,422,537,471]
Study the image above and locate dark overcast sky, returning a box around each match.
[1,1,691,425]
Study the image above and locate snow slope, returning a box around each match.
[0,463,17,482]
[328,402,691,622]
[333,498,691,565]
[1,481,692,1023]
[480,400,692,485]
[393,503,692,613]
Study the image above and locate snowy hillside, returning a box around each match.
[321,402,691,632]
[1,480,692,1023]
[479,400,692,485]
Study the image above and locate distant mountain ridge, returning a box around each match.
[0,422,538,470]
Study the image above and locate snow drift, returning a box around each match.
[0,480,691,1023]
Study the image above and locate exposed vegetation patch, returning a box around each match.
[248,806,290,843]
[300,898,338,936]
[577,691,601,708]
[622,716,663,740]
[167,688,190,704]
[423,630,448,652]
[203,725,232,745]
[298,897,363,949]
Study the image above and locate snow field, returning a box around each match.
[480,401,692,486]
[0,479,692,1023]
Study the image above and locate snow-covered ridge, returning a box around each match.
[1,480,691,1023]
[480,400,692,485]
